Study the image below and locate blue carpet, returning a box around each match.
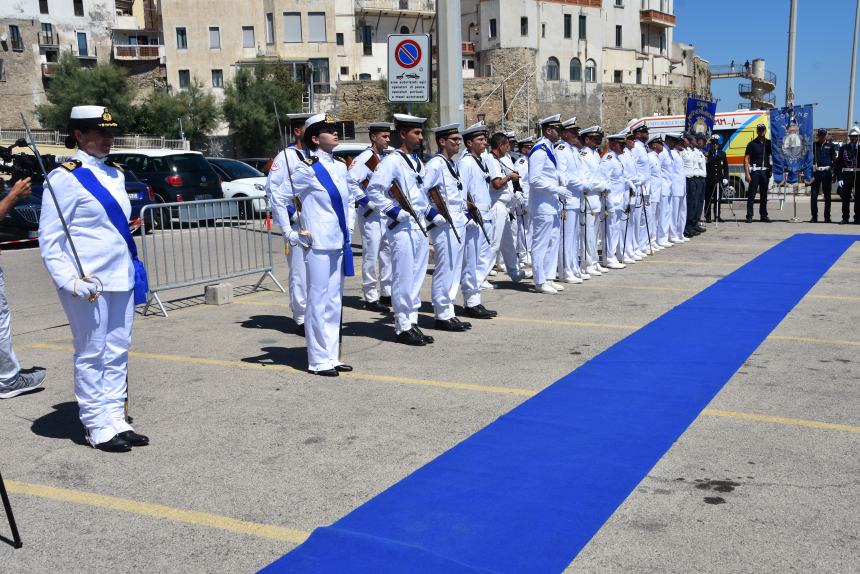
[262,234,858,574]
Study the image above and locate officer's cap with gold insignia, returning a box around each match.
[65,105,122,148]
[287,112,314,128]
[432,123,460,138]
[632,122,649,133]
[462,121,489,141]
[579,125,604,138]
[302,113,338,146]
[368,122,392,134]
[538,114,563,130]
[624,129,636,140]
[646,134,664,145]
[562,117,578,130]
[606,131,627,142]
[849,126,860,136]
[516,136,535,146]
[393,113,427,130]
[504,130,517,139]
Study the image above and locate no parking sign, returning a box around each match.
[387,34,431,103]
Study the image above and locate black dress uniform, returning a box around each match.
[745,132,772,221]
[704,139,729,222]
[811,130,837,222]
[836,132,859,224]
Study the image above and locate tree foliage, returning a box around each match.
[137,78,221,145]
[222,64,304,156]
[37,52,139,130]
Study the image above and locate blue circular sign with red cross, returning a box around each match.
[394,39,422,69]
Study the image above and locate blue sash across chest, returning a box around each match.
[309,160,355,277]
[528,143,557,167]
[68,167,149,304]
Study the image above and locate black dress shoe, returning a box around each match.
[435,318,469,332]
[840,219,850,225]
[705,216,712,223]
[476,304,497,317]
[808,218,818,223]
[118,430,149,447]
[334,364,353,372]
[451,317,472,330]
[309,368,339,376]
[760,216,772,223]
[379,295,392,307]
[695,225,707,233]
[745,216,753,223]
[94,435,132,453]
[363,300,390,314]
[412,326,434,344]
[464,305,493,319]
[716,217,725,222]
[396,329,426,346]
[295,323,305,337]
[824,218,832,223]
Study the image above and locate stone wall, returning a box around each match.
[0,19,46,127]
[600,84,688,133]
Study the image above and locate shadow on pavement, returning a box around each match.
[31,402,87,446]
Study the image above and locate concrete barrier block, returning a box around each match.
[204,283,234,305]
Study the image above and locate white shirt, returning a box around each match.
[290,149,360,251]
[348,147,383,212]
[681,147,698,178]
[365,149,428,232]
[487,153,515,206]
[39,149,134,291]
[527,137,570,215]
[693,147,708,177]
[422,154,467,227]
[458,152,494,214]
[265,146,306,230]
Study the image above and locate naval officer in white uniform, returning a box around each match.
[290,113,359,376]
[39,106,148,452]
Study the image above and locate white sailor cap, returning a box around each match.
[462,121,489,139]
[368,122,392,133]
[432,123,461,137]
[68,105,122,134]
[516,136,535,146]
[579,125,604,137]
[646,134,664,145]
[624,129,636,140]
[287,112,314,127]
[561,117,578,129]
[504,130,517,139]
[850,126,860,136]
[663,132,681,141]
[606,131,627,142]
[393,113,427,129]
[538,114,563,129]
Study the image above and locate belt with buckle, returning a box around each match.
[816,166,831,171]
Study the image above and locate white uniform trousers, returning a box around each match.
[583,195,600,268]
[668,196,685,240]
[512,209,531,265]
[490,202,521,275]
[476,212,496,283]
[59,289,134,446]
[459,222,485,308]
[429,222,465,320]
[388,227,429,334]
[304,248,343,372]
[658,195,674,243]
[557,209,582,278]
[285,224,308,325]
[676,193,688,237]
[356,209,392,302]
[530,212,560,286]
[0,267,20,383]
[605,198,625,264]
[629,194,643,254]
[641,197,657,251]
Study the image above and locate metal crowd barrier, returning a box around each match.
[139,197,284,317]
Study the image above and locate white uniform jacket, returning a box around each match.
[265,146,306,230]
[422,154,468,227]
[632,140,651,189]
[681,147,698,178]
[291,150,360,250]
[556,143,584,211]
[458,153,494,215]
[693,148,708,177]
[39,149,134,292]
[648,150,664,203]
[349,148,384,205]
[365,149,429,232]
[487,153,515,207]
[599,150,626,208]
[515,155,530,204]
[670,148,688,197]
[527,137,571,216]
[659,148,675,194]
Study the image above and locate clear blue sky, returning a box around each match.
[674,0,858,128]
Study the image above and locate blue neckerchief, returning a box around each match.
[527,143,557,167]
[309,160,355,277]
[69,167,149,304]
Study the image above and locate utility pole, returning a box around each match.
[437,0,463,127]
[849,0,860,129]
[786,0,797,107]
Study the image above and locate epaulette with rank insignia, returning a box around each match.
[303,156,319,166]
[580,150,588,157]
[556,144,566,150]
[105,160,124,171]
[333,156,346,164]
[60,160,82,171]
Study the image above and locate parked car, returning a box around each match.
[238,157,273,175]
[107,150,223,205]
[206,157,268,217]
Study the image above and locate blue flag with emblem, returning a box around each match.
[685,96,717,139]
[770,104,813,184]
[309,161,355,277]
[68,167,149,305]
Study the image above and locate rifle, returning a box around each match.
[427,186,461,244]
[466,192,492,244]
[351,150,381,217]
[388,177,427,236]
[494,156,523,192]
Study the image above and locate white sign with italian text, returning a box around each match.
[387,34,431,103]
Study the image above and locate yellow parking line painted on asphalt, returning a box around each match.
[493,316,640,331]
[28,342,536,397]
[5,480,310,544]
[701,409,860,433]
[768,335,860,347]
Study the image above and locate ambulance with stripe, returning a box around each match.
[628,110,769,198]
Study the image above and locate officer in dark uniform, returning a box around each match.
[810,128,837,223]
[836,126,860,224]
[704,134,729,223]
[744,123,772,223]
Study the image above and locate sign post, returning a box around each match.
[387,34,432,105]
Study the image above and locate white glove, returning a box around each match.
[431,213,446,226]
[62,278,98,299]
[286,229,313,249]
[838,180,844,189]
[722,179,728,186]
[395,209,411,222]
